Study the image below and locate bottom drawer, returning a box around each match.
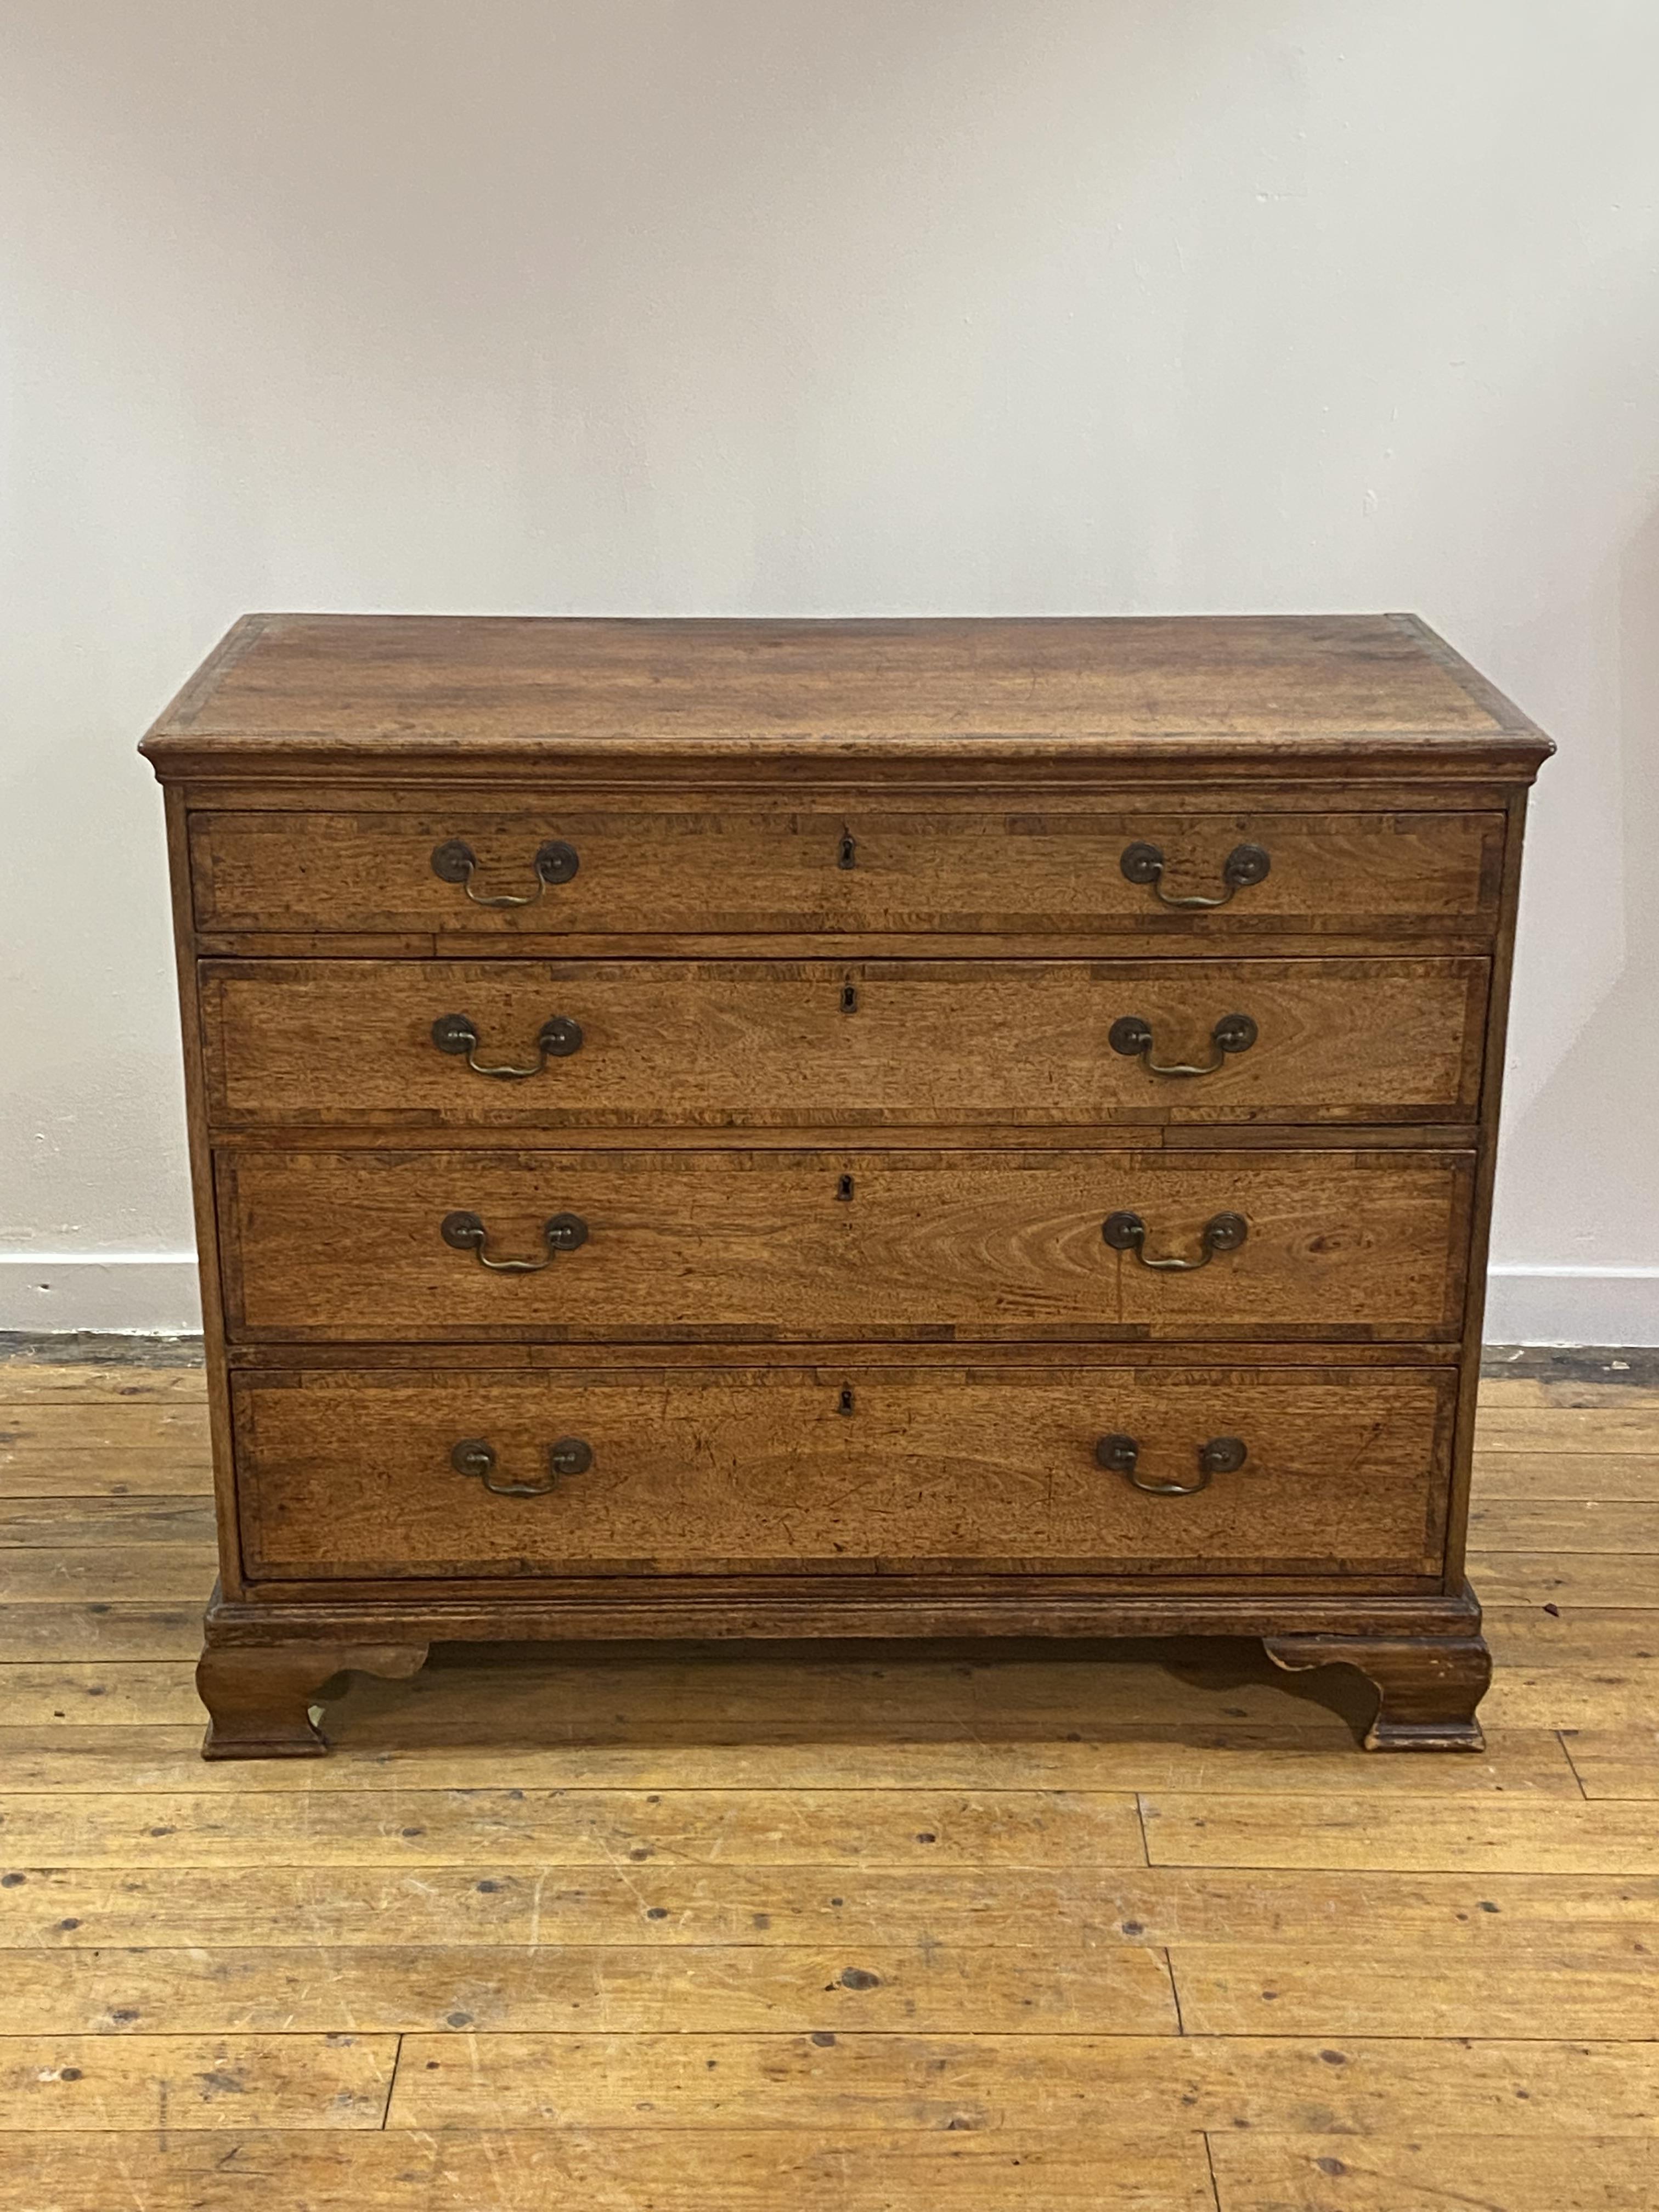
[233,1365,1453,1582]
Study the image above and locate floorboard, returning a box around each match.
[1207,2132,1656,2212]
[0,2130,1215,2210]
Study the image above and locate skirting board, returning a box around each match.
[1,1251,1656,1345]
[1482,1265,1659,1348]
[0,1255,202,1334]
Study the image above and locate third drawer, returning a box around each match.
[216,1146,1476,1341]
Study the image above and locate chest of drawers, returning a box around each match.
[141,613,1550,1757]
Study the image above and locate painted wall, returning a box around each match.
[3,0,1657,1338]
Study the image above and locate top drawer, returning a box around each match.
[188,806,1505,940]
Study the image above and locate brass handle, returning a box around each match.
[441,1211,589,1272]
[1103,1210,1248,1271]
[1109,1012,1257,1077]
[1120,840,1270,909]
[1096,1432,1249,1496]
[450,1435,593,1496]
[431,838,579,907]
[431,1013,583,1077]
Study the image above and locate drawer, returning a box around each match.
[200,957,1489,1130]
[232,1365,1453,1581]
[217,1147,1475,1343]
[189,806,1505,938]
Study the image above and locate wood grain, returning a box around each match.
[385,2031,1659,2135]
[1207,2134,1652,2212]
[190,804,1505,938]
[1169,1941,1659,2036]
[0,1661,206,1725]
[1562,1730,1659,1802]
[0,2129,1217,2211]
[145,612,1513,739]
[0,1455,212,1497]
[0,1714,1573,1791]
[1470,1451,1659,1503]
[1472,1554,1659,1605]
[0,2033,395,2129]
[199,956,1492,1130]
[218,1147,1474,1344]
[1472,1500,1659,1552]
[1141,1793,1659,1872]
[232,1365,1453,1579]
[0,1942,1178,2035]
[7,1861,1644,1951]
[1265,1629,1489,1750]
[0,1602,205,1661]
[0,1786,1147,1868]
[0,1403,211,1453]
[1482,1605,1659,1730]
[0,1550,214,1602]
[0,1498,216,1547]
[1474,1405,1659,1453]
[0,1362,205,1401]
[163,777,246,1607]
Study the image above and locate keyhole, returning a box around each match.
[836,1173,855,1202]
[840,983,859,1014]
[837,1385,855,1415]
[838,829,857,870]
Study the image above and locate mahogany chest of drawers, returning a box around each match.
[141,613,1550,1757]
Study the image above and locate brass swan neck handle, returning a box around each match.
[1096,1432,1249,1496]
[441,1211,589,1272]
[430,837,579,908]
[450,1436,593,1496]
[1119,839,1271,909]
[431,1013,583,1079]
[1109,1012,1257,1078]
[1102,1210,1248,1271]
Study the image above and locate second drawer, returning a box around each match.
[216,1147,1475,1341]
[198,957,1491,1129]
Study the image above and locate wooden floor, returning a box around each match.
[1,1356,1656,2211]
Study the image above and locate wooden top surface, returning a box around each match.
[140,612,1551,783]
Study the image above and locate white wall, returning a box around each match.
[3,0,1658,1340]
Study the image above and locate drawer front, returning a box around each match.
[201,958,1489,1130]
[233,1366,1453,1580]
[218,1148,1474,1343]
[190,807,1505,938]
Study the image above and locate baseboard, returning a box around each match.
[2,1253,1655,1346]
[0,1255,202,1333]
[1483,1265,1659,1348]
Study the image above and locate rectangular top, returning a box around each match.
[140,612,1551,784]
